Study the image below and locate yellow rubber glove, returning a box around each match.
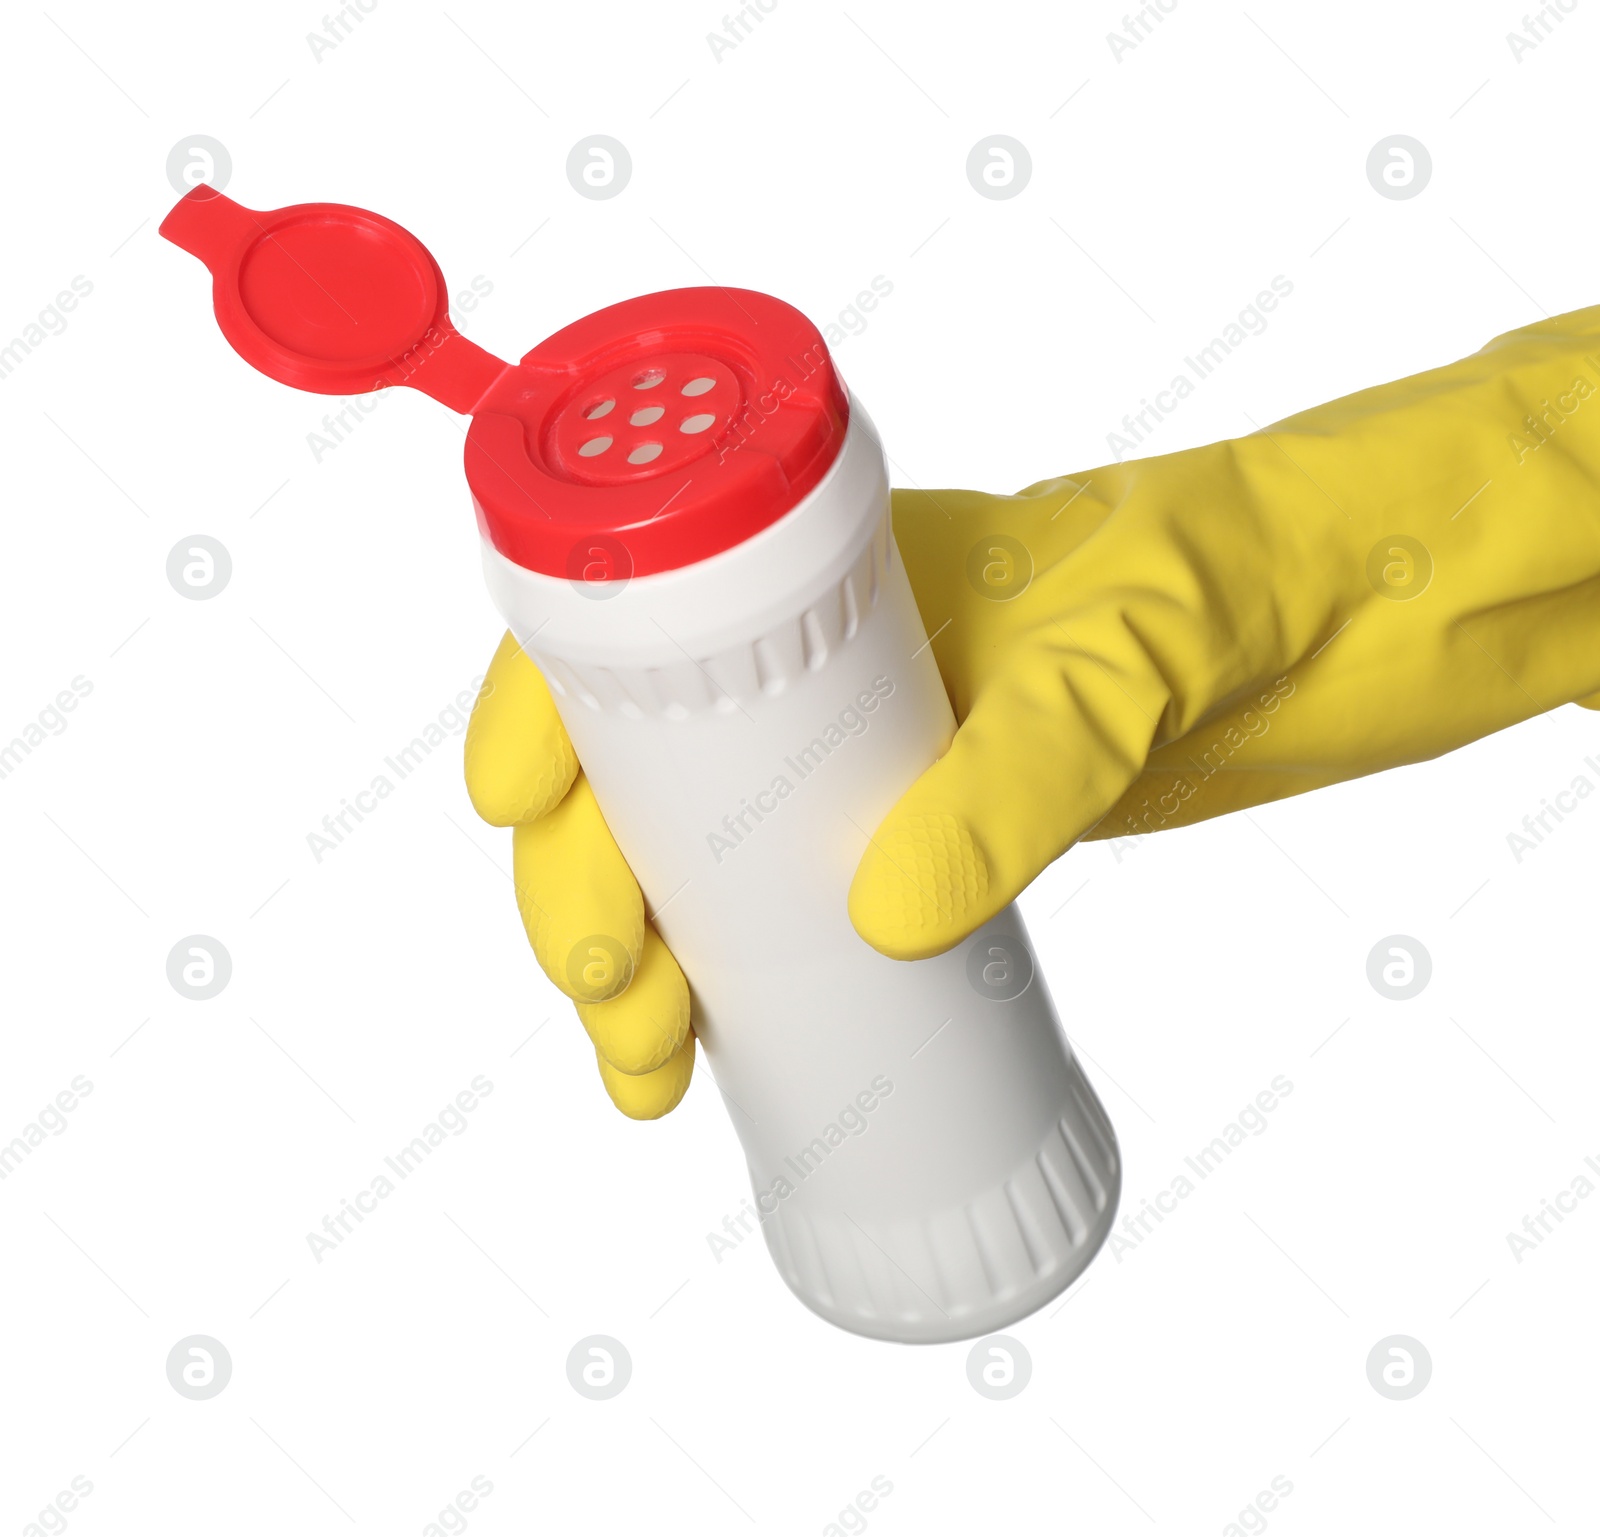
[468,305,1600,1111]
[852,304,1600,956]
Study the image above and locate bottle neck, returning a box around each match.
[480,398,888,672]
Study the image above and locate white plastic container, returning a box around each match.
[156,186,1120,1341]
[482,396,1120,1344]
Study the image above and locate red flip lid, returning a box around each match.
[160,187,849,578]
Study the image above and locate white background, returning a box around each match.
[2,1,1597,1532]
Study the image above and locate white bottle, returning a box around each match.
[156,184,1120,1341]
[477,290,1121,1344]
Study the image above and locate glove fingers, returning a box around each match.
[574,923,692,1075]
[596,1033,696,1121]
[512,773,645,1003]
[466,631,693,1121]
[849,628,1161,960]
[465,631,578,828]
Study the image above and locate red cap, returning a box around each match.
[160,187,849,578]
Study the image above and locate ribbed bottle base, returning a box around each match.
[761,1061,1121,1344]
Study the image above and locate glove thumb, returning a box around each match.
[847,624,1164,960]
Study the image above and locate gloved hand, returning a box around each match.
[467,305,1600,1114]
